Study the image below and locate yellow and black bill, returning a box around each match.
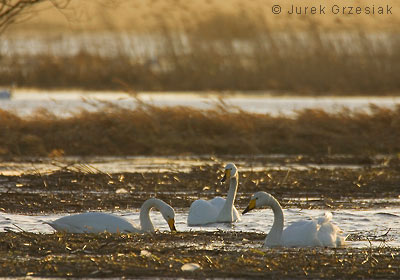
[242,199,256,214]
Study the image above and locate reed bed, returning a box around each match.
[1,102,400,157]
[1,6,400,93]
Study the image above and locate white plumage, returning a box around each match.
[187,163,240,226]
[243,192,346,247]
[46,198,176,233]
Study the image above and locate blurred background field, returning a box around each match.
[1,0,400,93]
[5,0,400,33]
[1,0,400,156]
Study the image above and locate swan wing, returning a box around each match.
[205,197,241,221]
[46,220,87,233]
[316,212,333,224]
[212,197,240,222]
[209,197,226,210]
[282,213,344,247]
[316,213,346,247]
[282,219,321,247]
[187,199,220,225]
[47,212,140,233]
[211,196,243,221]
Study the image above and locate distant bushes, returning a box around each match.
[1,103,400,157]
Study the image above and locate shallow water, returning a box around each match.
[0,155,383,176]
[0,156,215,176]
[2,90,400,116]
[1,207,399,248]
[0,32,396,58]
[1,155,399,249]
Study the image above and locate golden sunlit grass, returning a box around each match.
[1,1,400,92]
[2,22,400,92]
[1,103,400,157]
[5,0,400,33]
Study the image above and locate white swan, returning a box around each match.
[242,191,346,247]
[187,163,240,225]
[46,198,176,233]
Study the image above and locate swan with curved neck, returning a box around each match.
[187,163,240,226]
[243,192,345,247]
[46,198,176,233]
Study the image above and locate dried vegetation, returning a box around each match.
[1,103,400,157]
[0,231,398,278]
[1,159,400,214]
[1,1,400,93]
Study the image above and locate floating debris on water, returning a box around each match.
[181,263,201,271]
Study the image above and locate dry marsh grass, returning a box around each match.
[1,103,400,157]
[1,162,400,214]
[2,25,400,93]
[1,1,400,92]
[5,0,400,33]
[0,231,399,278]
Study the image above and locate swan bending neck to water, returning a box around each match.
[187,163,240,226]
[243,192,345,247]
[46,198,176,233]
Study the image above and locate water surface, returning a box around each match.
[1,156,399,248]
[2,90,400,116]
[1,207,398,248]
[0,155,378,176]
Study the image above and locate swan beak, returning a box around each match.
[242,199,256,214]
[220,169,231,183]
[168,218,177,232]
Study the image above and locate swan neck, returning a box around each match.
[217,175,238,221]
[265,196,284,247]
[140,198,160,232]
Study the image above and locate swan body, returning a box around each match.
[187,163,240,226]
[243,192,345,247]
[46,198,176,233]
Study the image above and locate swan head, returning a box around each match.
[220,163,238,182]
[160,203,177,232]
[242,191,271,214]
